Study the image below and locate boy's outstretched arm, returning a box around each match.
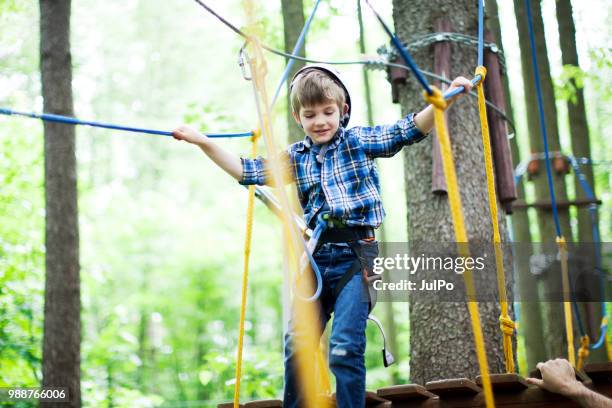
[172,125,243,181]
[413,76,474,134]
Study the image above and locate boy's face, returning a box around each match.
[293,101,348,145]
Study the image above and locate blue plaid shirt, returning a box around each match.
[240,113,427,229]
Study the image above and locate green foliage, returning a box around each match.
[0,122,44,388]
[0,0,20,15]
[554,64,586,104]
[1,0,610,405]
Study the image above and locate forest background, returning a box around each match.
[0,0,610,406]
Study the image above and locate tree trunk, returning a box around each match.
[392,0,509,383]
[281,0,306,144]
[555,0,605,363]
[357,0,374,127]
[488,0,546,372]
[40,1,81,406]
[514,0,572,360]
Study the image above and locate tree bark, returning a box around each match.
[555,0,605,363]
[392,0,510,383]
[40,0,81,406]
[488,0,546,372]
[514,0,572,360]
[281,0,306,144]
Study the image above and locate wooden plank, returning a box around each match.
[584,362,612,383]
[366,390,392,407]
[426,385,581,408]
[218,403,245,408]
[323,390,390,407]
[425,378,481,396]
[244,400,283,408]
[378,384,438,401]
[475,373,529,392]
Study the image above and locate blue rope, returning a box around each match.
[568,157,608,349]
[442,0,485,100]
[0,108,253,139]
[443,76,483,100]
[478,0,485,67]
[271,0,322,107]
[524,0,563,237]
[363,0,433,95]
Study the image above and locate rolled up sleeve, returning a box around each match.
[239,156,267,185]
[356,113,429,158]
[239,151,294,186]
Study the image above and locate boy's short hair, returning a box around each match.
[290,69,346,114]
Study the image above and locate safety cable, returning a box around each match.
[525,0,575,367]
[191,0,514,130]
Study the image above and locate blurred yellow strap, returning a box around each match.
[240,3,323,406]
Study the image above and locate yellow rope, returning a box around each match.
[240,10,322,404]
[423,85,495,408]
[577,335,590,371]
[233,129,261,407]
[557,236,576,367]
[474,66,516,373]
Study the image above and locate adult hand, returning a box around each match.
[526,358,580,397]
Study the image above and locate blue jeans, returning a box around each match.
[283,242,370,408]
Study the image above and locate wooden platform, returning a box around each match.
[218,362,612,407]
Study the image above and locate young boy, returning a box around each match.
[173,64,472,407]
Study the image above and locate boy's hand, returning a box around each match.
[172,125,208,146]
[446,76,473,105]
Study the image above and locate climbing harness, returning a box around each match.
[300,211,396,367]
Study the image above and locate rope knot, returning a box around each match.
[475,66,487,83]
[556,235,569,261]
[499,315,515,335]
[251,128,261,143]
[423,86,447,110]
[578,335,590,359]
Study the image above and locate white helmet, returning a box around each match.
[290,63,352,128]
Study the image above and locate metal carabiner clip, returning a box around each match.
[238,42,252,81]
